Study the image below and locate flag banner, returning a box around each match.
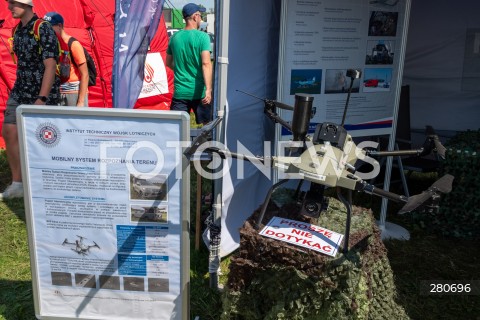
[113,0,165,108]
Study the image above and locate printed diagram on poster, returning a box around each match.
[61,235,101,256]
[259,217,344,257]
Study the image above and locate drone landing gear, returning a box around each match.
[336,187,352,254]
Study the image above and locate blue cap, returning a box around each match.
[182,3,206,19]
[43,12,64,26]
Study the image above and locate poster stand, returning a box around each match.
[276,0,412,240]
[17,106,190,320]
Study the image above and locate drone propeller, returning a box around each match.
[425,125,446,158]
[236,89,294,111]
[398,174,454,214]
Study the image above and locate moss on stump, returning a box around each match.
[221,194,408,320]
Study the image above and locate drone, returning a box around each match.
[62,235,100,256]
[184,69,454,252]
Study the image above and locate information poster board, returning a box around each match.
[17,106,189,320]
[278,0,410,137]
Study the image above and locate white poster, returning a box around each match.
[17,107,189,320]
[278,0,410,137]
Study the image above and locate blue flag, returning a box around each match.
[113,0,164,108]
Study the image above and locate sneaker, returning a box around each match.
[0,183,24,200]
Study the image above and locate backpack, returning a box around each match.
[10,18,71,83]
[67,37,97,86]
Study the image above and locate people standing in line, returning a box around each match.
[1,0,60,200]
[44,12,89,107]
[166,3,212,124]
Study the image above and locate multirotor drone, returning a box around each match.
[185,69,454,252]
[62,235,100,256]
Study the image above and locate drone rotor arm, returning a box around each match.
[264,108,293,132]
[355,179,408,203]
[184,117,223,160]
[274,101,294,111]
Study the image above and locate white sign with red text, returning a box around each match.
[259,217,344,257]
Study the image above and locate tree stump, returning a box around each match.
[221,192,409,320]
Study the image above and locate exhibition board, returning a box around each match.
[17,106,189,320]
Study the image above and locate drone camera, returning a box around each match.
[313,122,348,149]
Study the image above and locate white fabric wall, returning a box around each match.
[220,0,280,256]
[403,0,480,132]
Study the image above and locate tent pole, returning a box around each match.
[209,0,230,289]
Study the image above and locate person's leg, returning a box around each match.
[59,93,68,106]
[62,92,80,107]
[2,124,21,182]
[2,97,22,183]
[1,97,24,199]
[170,98,189,112]
[194,102,212,124]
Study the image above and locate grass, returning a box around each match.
[0,150,479,319]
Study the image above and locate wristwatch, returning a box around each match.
[37,95,48,102]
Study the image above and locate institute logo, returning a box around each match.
[35,123,61,147]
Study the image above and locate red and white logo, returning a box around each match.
[35,123,61,148]
[144,63,154,83]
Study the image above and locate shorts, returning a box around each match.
[4,97,20,125]
[170,98,212,124]
[60,92,88,107]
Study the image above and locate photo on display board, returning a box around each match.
[130,204,168,223]
[290,69,322,95]
[130,174,168,201]
[324,69,361,94]
[368,11,399,36]
[369,0,400,9]
[75,274,97,288]
[362,67,393,92]
[365,40,395,65]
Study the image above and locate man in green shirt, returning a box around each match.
[166,3,212,124]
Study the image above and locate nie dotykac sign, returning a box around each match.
[259,217,344,257]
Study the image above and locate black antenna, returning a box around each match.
[340,69,361,127]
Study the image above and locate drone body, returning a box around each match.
[62,235,100,256]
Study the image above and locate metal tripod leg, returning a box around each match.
[337,187,352,254]
[256,179,289,229]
